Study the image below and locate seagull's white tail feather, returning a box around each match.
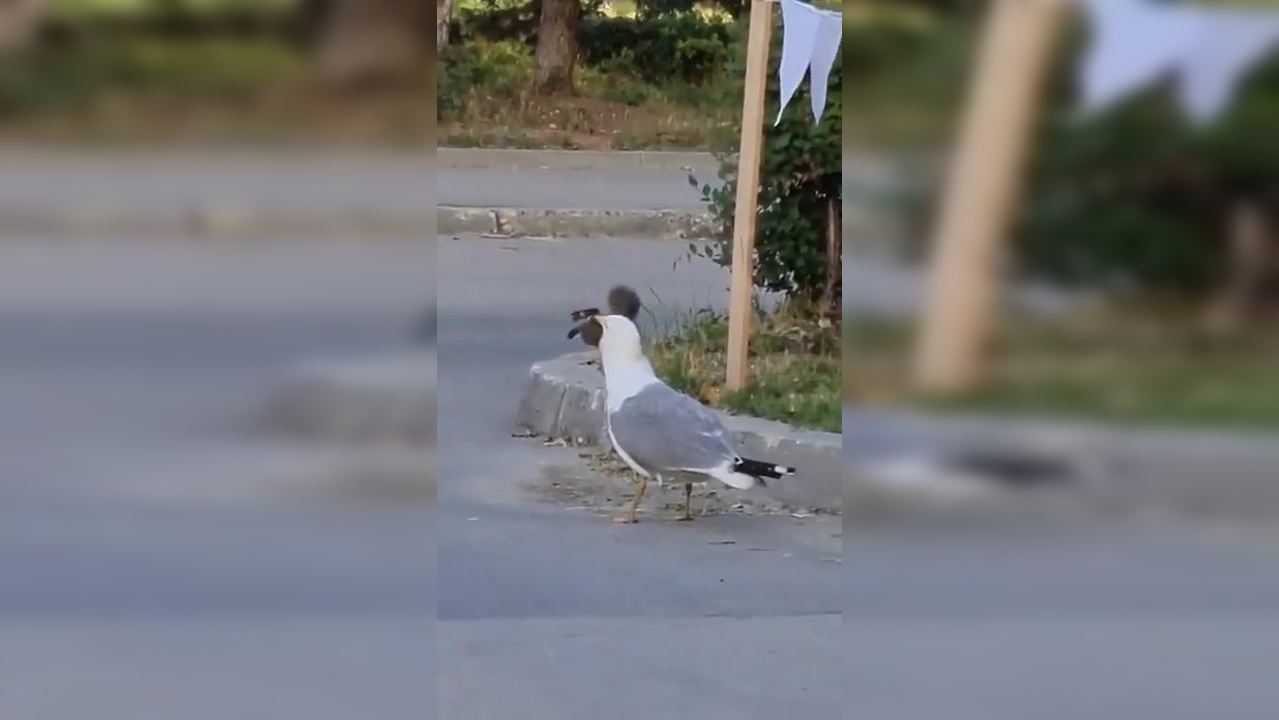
[707,464,759,490]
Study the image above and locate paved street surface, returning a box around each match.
[847,512,1279,720]
[0,237,435,719]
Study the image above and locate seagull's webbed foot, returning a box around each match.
[613,476,648,525]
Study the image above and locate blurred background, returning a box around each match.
[844,2,1279,718]
[0,1,435,717]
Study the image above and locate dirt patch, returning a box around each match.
[0,84,436,147]
[441,95,729,151]
[526,446,831,522]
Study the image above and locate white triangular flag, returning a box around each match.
[1079,0,1279,124]
[775,0,822,126]
[1178,10,1279,123]
[1078,0,1200,115]
[807,8,842,126]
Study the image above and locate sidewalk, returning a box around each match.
[0,148,720,238]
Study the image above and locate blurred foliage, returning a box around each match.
[849,7,1279,302]
[842,9,975,146]
[1016,27,1279,298]
[46,0,305,34]
[690,27,841,303]
[1,0,307,118]
[50,0,299,18]
[0,37,301,116]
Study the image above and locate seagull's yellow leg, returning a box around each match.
[677,481,695,522]
[613,475,648,524]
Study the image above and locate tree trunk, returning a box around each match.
[0,0,45,55]
[315,0,430,89]
[1204,200,1279,334]
[534,0,579,96]
[437,0,453,47]
[821,197,843,317]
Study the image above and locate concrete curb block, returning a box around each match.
[516,352,841,513]
[845,408,1279,519]
[258,351,436,446]
[438,206,717,239]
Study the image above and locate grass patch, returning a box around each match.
[647,305,841,432]
[845,312,1279,430]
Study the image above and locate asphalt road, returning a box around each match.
[847,513,1279,720]
[0,237,436,720]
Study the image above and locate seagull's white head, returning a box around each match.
[594,314,645,364]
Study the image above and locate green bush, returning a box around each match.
[0,36,301,116]
[456,2,734,86]
[842,15,937,80]
[437,40,533,119]
[690,25,841,303]
[579,13,734,85]
[453,0,541,48]
[1016,47,1279,297]
[634,0,744,20]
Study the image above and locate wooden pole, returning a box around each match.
[726,0,774,391]
[913,0,1065,394]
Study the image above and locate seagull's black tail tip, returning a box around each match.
[733,458,797,486]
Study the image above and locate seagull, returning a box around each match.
[593,313,796,523]
[567,285,642,348]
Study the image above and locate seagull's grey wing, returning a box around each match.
[609,383,736,476]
